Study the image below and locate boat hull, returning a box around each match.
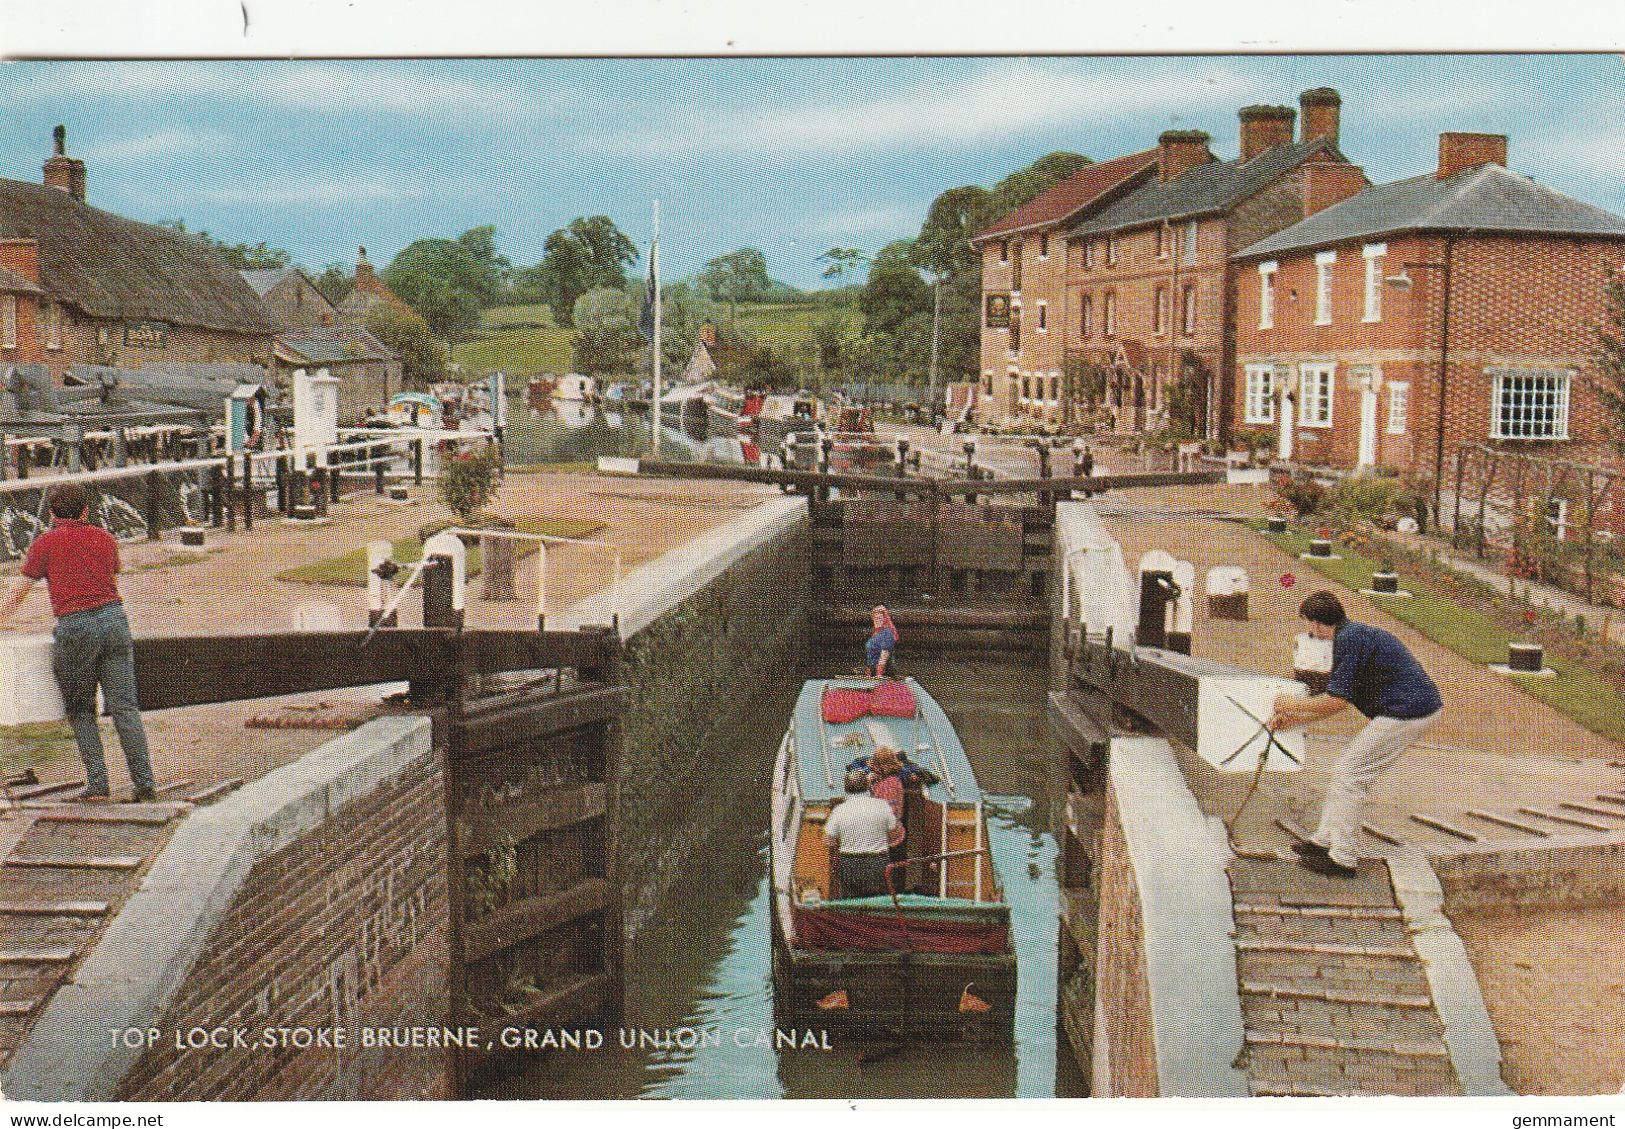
[772,927,1016,1042]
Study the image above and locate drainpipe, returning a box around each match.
[1431,236,1456,533]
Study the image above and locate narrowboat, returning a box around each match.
[770,677,1016,1041]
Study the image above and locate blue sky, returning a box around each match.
[0,55,1621,290]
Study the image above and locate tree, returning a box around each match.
[571,286,639,375]
[454,225,511,306]
[650,282,718,375]
[313,263,353,306]
[383,265,482,343]
[366,304,447,388]
[1591,268,1625,456]
[383,228,510,342]
[697,248,772,327]
[158,220,291,270]
[817,247,870,287]
[988,151,1093,217]
[522,216,638,329]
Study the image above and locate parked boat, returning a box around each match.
[526,376,558,411]
[770,677,1016,1041]
[746,392,823,446]
[554,373,598,402]
[383,391,444,429]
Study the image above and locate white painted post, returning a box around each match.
[535,540,548,632]
[366,539,392,627]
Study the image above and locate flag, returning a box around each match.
[639,238,658,342]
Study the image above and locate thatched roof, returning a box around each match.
[0,178,275,337]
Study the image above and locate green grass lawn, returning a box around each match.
[276,517,605,586]
[453,304,576,376]
[731,302,856,352]
[1263,525,1625,742]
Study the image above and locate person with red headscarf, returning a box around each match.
[865,604,899,677]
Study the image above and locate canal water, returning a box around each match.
[486,655,1084,1100]
[502,402,745,467]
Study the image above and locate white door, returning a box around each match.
[1357,378,1378,469]
[1278,393,1294,461]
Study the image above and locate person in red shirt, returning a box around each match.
[867,747,908,869]
[0,483,156,803]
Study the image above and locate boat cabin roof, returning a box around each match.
[790,677,981,806]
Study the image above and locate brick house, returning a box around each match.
[0,239,45,366]
[0,128,274,384]
[1064,89,1361,439]
[1232,132,1625,530]
[244,267,403,424]
[971,149,1159,427]
[337,246,411,326]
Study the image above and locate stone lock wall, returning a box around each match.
[1095,780,1159,1097]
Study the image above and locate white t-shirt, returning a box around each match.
[823,794,898,856]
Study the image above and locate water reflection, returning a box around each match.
[484,656,1082,1100]
[501,400,747,467]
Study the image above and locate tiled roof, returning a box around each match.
[0,178,274,336]
[278,325,394,364]
[1235,162,1625,259]
[974,149,1161,243]
[1067,140,1343,238]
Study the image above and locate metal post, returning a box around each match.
[366,540,397,628]
[275,454,287,513]
[375,459,387,495]
[534,540,547,633]
[413,435,425,485]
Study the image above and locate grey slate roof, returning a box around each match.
[0,177,274,336]
[238,268,296,297]
[278,325,394,364]
[1236,163,1625,260]
[1068,140,1342,238]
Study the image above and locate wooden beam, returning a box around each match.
[815,605,1050,631]
[453,687,629,756]
[134,628,617,710]
[938,470,1223,496]
[461,878,609,964]
[637,459,934,495]
[456,783,607,859]
[1070,638,1250,750]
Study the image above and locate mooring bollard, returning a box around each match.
[481,531,517,601]
[1308,538,1333,558]
[178,527,207,549]
[1370,570,1400,594]
[1266,515,1288,534]
[1294,632,1333,693]
[1507,642,1544,672]
[1206,566,1249,621]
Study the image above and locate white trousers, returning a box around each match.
[1312,710,1441,866]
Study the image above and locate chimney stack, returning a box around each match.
[1301,163,1367,217]
[1239,105,1296,162]
[43,124,86,203]
[355,246,377,287]
[1298,88,1342,148]
[1437,132,1508,180]
[1157,130,1213,183]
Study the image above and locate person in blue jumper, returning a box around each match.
[1270,590,1443,879]
[865,605,899,677]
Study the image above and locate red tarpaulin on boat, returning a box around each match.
[820,683,918,724]
[793,906,1009,955]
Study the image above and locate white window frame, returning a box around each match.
[1157,225,1168,259]
[1079,295,1091,337]
[1104,293,1116,337]
[1181,284,1197,336]
[1314,250,1336,326]
[1387,381,1409,434]
[1106,237,1119,266]
[1153,286,1167,335]
[1258,261,1277,330]
[1,295,15,351]
[1244,363,1276,425]
[1038,233,1049,260]
[1299,362,1335,427]
[1048,372,1060,405]
[1547,498,1570,542]
[1036,300,1048,333]
[1083,242,1095,270]
[1490,367,1572,441]
[1183,220,1198,265]
[1362,243,1386,323]
[999,241,1009,264]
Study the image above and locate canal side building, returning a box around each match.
[1231,132,1625,523]
[972,149,1160,428]
[1064,90,1364,441]
[0,128,276,384]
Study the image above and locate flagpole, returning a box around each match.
[651,200,663,457]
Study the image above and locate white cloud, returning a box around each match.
[591,62,1267,157]
[196,178,427,206]
[83,127,234,162]
[803,205,919,239]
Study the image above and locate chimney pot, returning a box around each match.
[1298,88,1342,147]
[1437,132,1508,179]
[1157,129,1213,183]
[1238,104,1296,162]
[43,125,86,203]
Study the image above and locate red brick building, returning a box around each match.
[0,238,45,366]
[1064,90,1362,439]
[0,128,274,383]
[1232,132,1625,524]
[337,246,412,326]
[971,150,1158,426]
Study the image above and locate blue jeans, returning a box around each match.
[52,602,155,795]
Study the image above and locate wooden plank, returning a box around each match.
[456,784,607,859]
[637,459,935,495]
[472,973,610,1047]
[1239,981,1432,1008]
[6,855,144,871]
[453,687,629,757]
[1464,809,1550,837]
[133,628,616,711]
[1593,794,1625,807]
[155,779,194,796]
[1410,814,1478,841]
[8,780,83,801]
[940,470,1224,496]
[461,879,609,964]
[1242,1031,1449,1058]
[1519,805,1611,832]
[1560,801,1625,821]
[0,999,41,1016]
[1234,903,1403,921]
[186,778,245,805]
[0,946,74,964]
[0,900,109,916]
[1236,940,1415,959]
[1361,822,1406,846]
[817,605,1050,631]
[35,806,180,826]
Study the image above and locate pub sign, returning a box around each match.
[985,293,1011,328]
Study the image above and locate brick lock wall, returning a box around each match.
[1095,781,1159,1098]
[116,753,450,1101]
[1236,233,1625,477]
